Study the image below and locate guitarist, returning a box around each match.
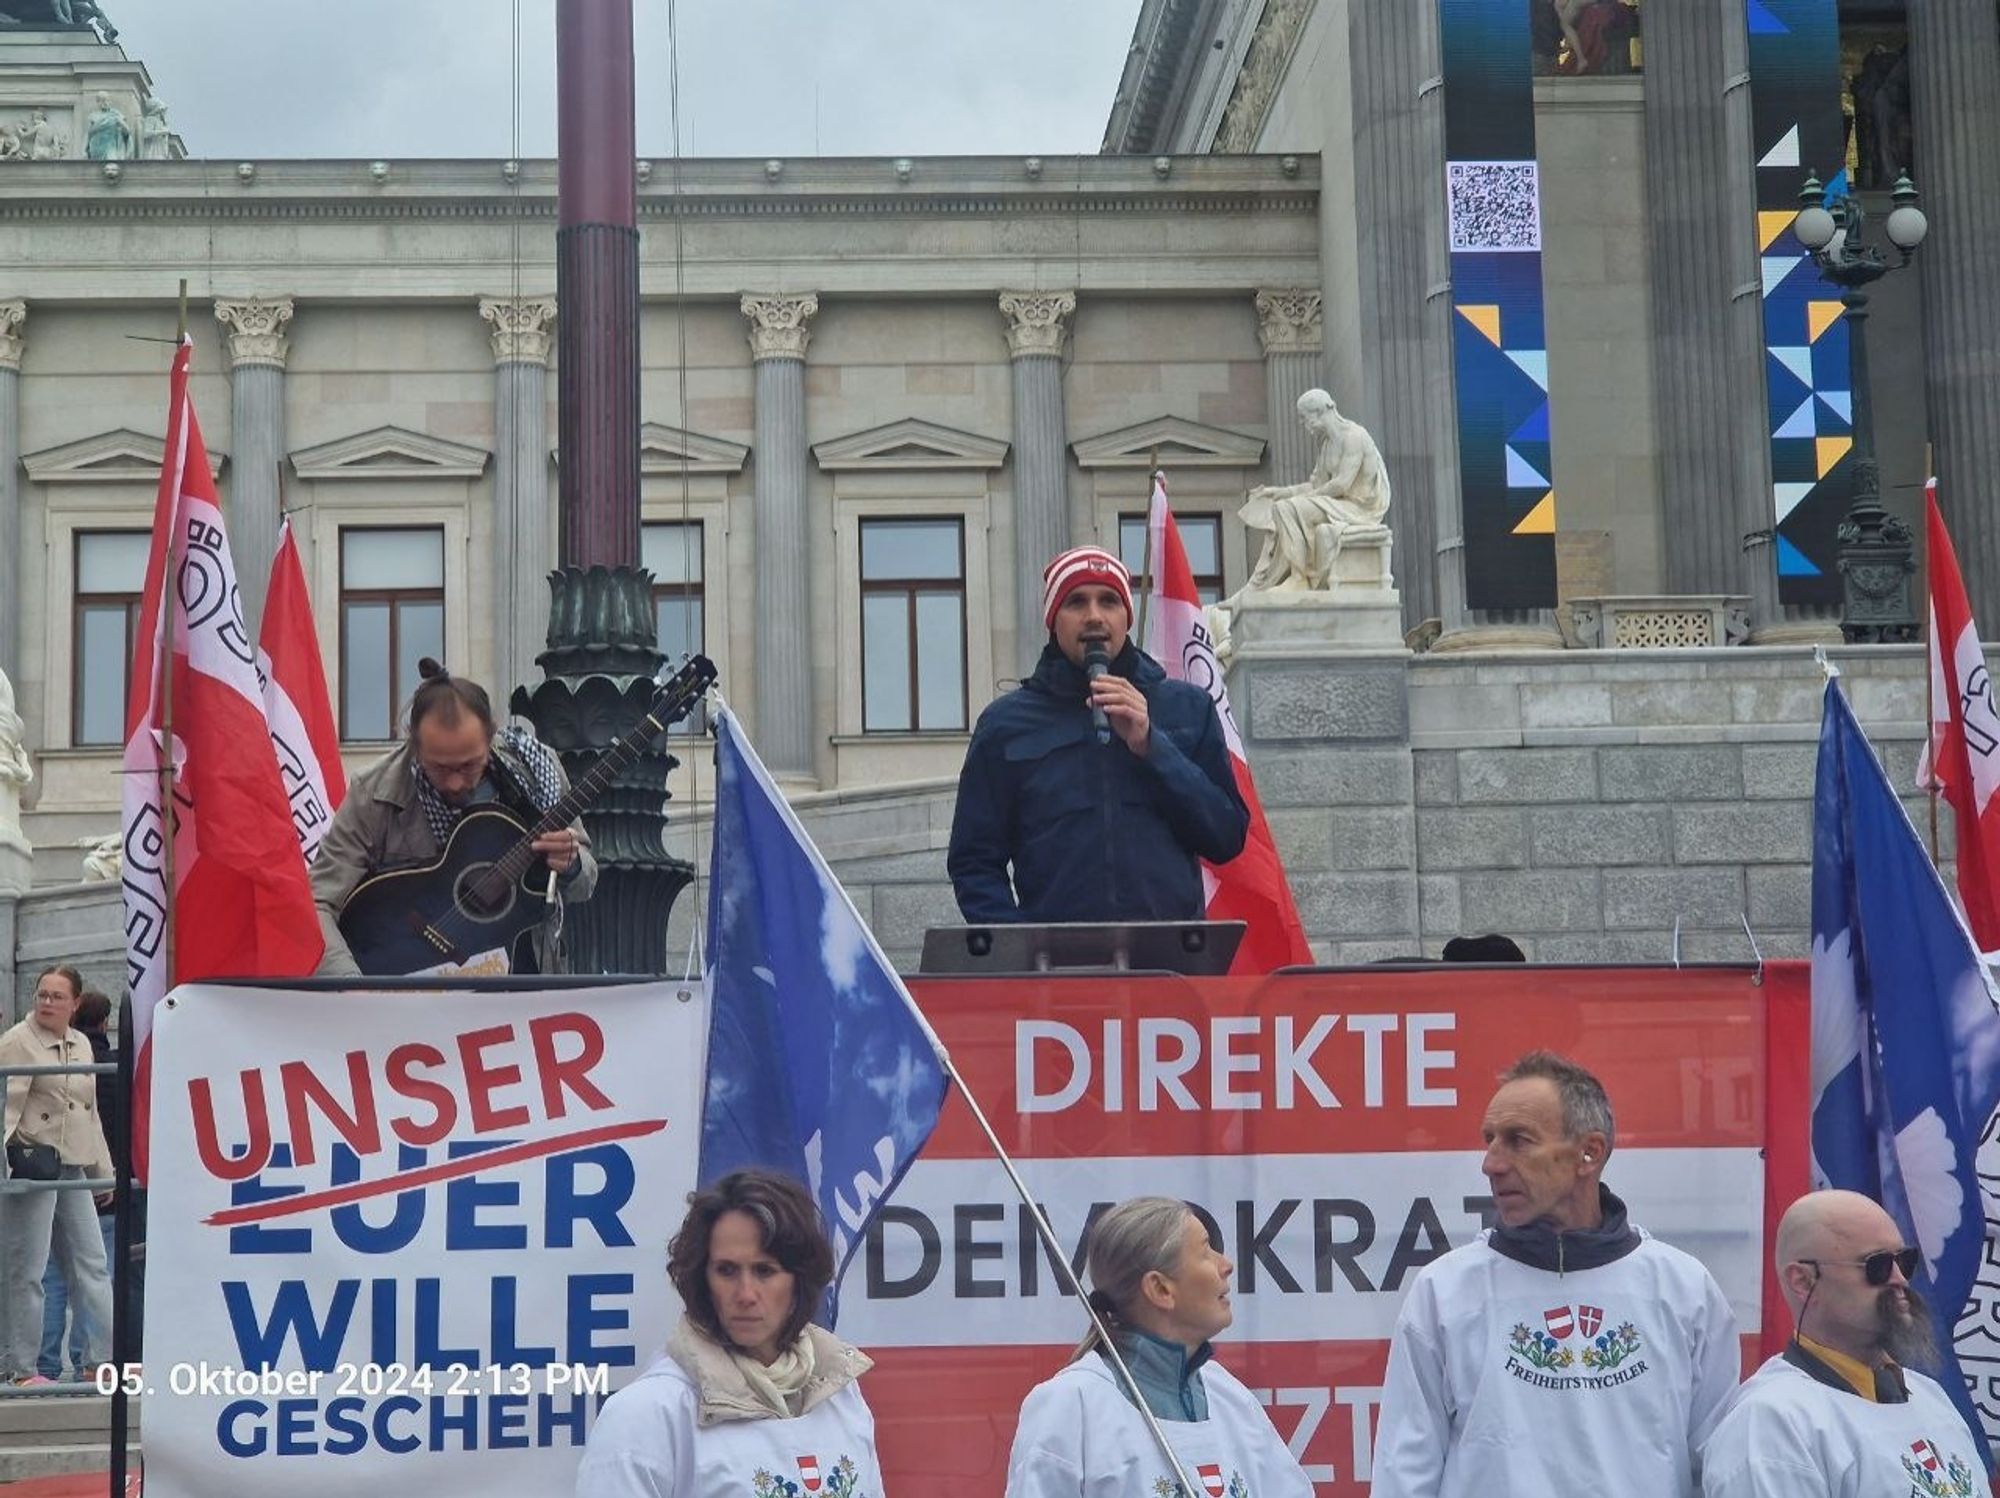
[310,659,595,975]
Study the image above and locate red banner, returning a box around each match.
[847,964,1809,1497]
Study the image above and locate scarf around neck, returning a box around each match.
[729,1334,818,1418]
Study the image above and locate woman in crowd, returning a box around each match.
[576,1168,886,1498]
[0,965,115,1386]
[1007,1196,1311,1498]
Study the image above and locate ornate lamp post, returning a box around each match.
[1792,171,1929,642]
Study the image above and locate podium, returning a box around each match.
[917,920,1245,977]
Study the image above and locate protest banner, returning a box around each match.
[141,981,705,1497]
[851,963,1809,1497]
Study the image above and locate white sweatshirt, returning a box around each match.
[1701,1353,1985,1498]
[575,1352,886,1498]
[1371,1231,1741,1498]
[1006,1353,1313,1498]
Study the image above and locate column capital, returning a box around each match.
[741,293,819,361]
[479,294,557,365]
[213,296,296,369]
[998,290,1075,358]
[0,300,23,372]
[1254,289,1324,355]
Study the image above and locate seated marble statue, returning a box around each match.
[1236,388,1390,597]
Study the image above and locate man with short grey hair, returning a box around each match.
[1372,1050,1741,1497]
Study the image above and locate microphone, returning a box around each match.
[1084,642,1112,746]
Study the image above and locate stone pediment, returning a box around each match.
[289,427,489,481]
[1070,415,1266,469]
[22,428,227,483]
[638,423,749,475]
[812,417,1009,471]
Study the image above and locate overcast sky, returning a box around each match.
[112,2,1140,160]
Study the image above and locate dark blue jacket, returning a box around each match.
[948,641,1250,924]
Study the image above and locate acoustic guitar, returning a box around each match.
[336,654,717,975]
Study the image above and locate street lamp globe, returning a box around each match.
[1794,174,1837,250]
[1886,173,1928,251]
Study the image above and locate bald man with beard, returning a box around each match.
[1701,1189,1985,1496]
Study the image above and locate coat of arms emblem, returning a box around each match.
[798,1457,823,1493]
[1198,1462,1226,1498]
[1543,1305,1574,1338]
[1577,1304,1603,1338]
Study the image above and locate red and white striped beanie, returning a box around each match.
[1041,546,1133,631]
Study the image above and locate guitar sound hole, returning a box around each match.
[453,862,515,922]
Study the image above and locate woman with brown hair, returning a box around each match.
[576,1168,885,1498]
[1006,1196,1309,1498]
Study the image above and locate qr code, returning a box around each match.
[1448,160,1542,252]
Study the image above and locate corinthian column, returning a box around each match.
[0,301,23,684]
[213,296,295,633]
[999,290,1075,674]
[1254,290,1326,485]
[480,295,558,703]
[742,292,819,781]
[1909,2,2000,621]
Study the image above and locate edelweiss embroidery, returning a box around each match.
[1150,1467,1250,1498]
[1508,1321,1575,1370]
[1503,1305,1653,1390]
[1900,1439,1976,1498]
[1580,1321,1643,1370]
[752,1456,862,1498]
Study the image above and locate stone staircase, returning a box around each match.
[0,1390,139,1486]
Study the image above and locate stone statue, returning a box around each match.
[0,123,21,161]
[0,668,30,793]
[24,109,64,160]
[79,832,121,883]
[1850,44,1912,190]
[0,0,116,42]
[1234,388,1391,597]
[84,91,129,160]
[138,95,169,159]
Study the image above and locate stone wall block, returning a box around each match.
[1610,680,1733,727]
[1413,750,1457,806]
[1844,673,1926,725]
[1456,747,1598,804]
[1602,867,1746,929]
[1536,931,1677,964]
[1598,744,1743,802]
[831,850,951,884]
[1739,744,1818,800]
[1251,747,1414,807]
[1247,665,1409,743]
[870,882,964,951]
[1291,873,1418,937]
[1416,808,1527,870]
[1326,807,1417,872]
[1409,683,1521,738]
[1729,680,1824,725]
[1747,865,1811,931]
[1457,870,1602,933]
[1419,874,1463,937]
[1671,801,1810,865]
[1528,806,1671,867]
[1681,929,1807,962]
[1265,808,1335,872]
[1520,682,1615,729]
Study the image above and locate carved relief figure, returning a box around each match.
[1532,0,1639,77]
[1234,388,1391,597]
[0,123,21,161]
[25,109,65,160]
[1849,43,1912,189]
[0,669,30,792]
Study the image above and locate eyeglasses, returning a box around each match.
[1799,1247,1921,1286]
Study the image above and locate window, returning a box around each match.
[1119,512,1224,605]
[642,521,705,732]
[72,531,150,745]
[860,518,966,733]
[340,527,444,741]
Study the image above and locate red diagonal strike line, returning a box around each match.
[202,1118,669,1226]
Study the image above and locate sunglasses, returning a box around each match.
[1800,1246,1921,1286]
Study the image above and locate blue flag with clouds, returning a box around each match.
[701,706,951,1325]
[1812,678,2000,1458]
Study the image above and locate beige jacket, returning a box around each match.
[666,1317,874,1428]
[0,1017,114,1177]
[309,736,596,976]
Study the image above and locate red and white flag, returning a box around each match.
[1917,477,2000,957]
[121,338,324,1179]
[1143,473,1313,973]
[259,517,346,863]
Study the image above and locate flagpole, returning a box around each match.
[1135,456,1160,652]
[1923,448,1941,869]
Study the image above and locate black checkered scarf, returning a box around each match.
[412,724,567,850]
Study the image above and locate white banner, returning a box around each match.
[142,981,706,1497]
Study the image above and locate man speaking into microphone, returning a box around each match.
[948,545,1248,923]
